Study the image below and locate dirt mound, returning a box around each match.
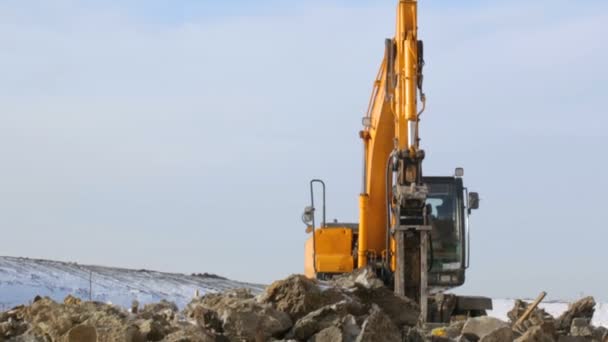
[1,271,605,342]
[0,270,420,342]
[258,274,347,321]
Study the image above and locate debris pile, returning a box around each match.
[0,270,606,341]
[432,296,608,342]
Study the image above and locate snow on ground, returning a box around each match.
[489,299,608,328]
[0,256,264,310]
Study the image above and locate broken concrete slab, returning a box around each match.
[556,297,596,334]
[479,326,513,342]
[258,274,346,322]
[309,326,344,342]
[190,289,293,341]
[461,316,511,341]
[514,325,554,342]
[350,284,420,327]
[330,267,385,290]
[291,300,364,341]
[570,317,593,337]
[355,304,401,342]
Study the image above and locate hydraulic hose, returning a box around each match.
[384,153,394,274]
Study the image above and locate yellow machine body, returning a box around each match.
[304,227,354,278]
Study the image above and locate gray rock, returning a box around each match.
[556,297,595,334]
[479,326,513,342]
[330,267,385,290]
[556,336,588,342]
[258,275,346,321]
[186,292,292,341]
[220,299,291,341]
[310,326,344,342]
[355,305,401,342]
[341,315,361,342]
[461,316,510,341]
[292,300,362,341]
[351,285,420,327]
[514,325,554,342]
[569,318,593,337]
[592,326,608,342]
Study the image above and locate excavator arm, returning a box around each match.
[358,0,430,316]
[302,0,489,323]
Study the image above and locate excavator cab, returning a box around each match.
[425,175,478,289]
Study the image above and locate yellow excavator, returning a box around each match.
[302,0,491,322]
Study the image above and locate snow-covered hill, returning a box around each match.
[0,256,264,310]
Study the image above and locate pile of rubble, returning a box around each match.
[0,269,605,341]
[426,295,606,342]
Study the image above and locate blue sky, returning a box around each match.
[1,0,607,301]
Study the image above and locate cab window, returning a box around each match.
[426,182,462,270]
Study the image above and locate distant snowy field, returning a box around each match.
[1,256,606,328]
[0,256,264,310]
